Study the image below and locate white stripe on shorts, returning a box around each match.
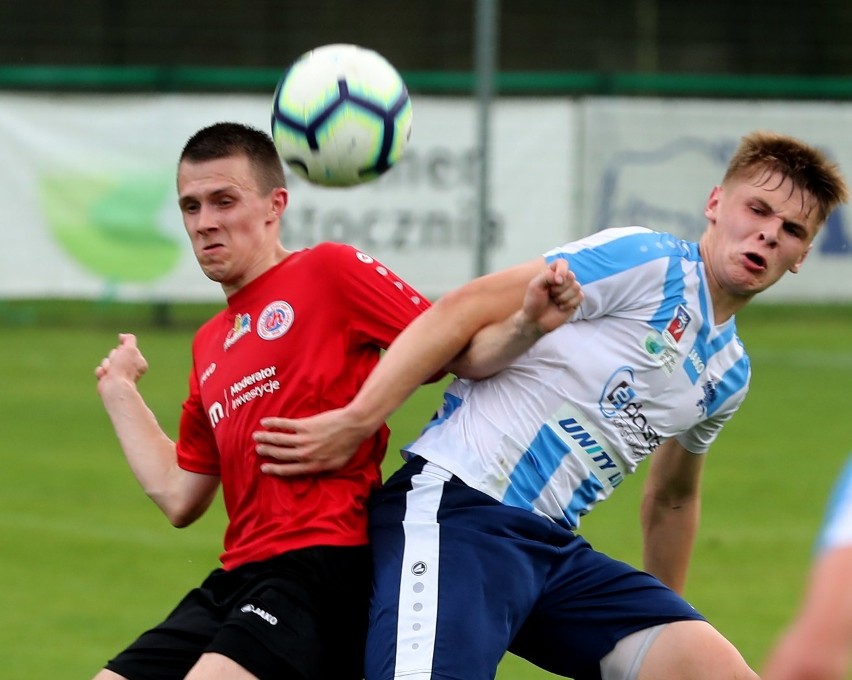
[393,463,452,677]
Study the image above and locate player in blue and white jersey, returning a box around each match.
[256,131,848,680]
[404,226,748,534]
[763,454,852,680]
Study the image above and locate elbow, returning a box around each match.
[168,509,199,529]
[149,492,206,529]
[448,360,496,381]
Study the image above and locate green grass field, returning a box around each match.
[2,300,852,679]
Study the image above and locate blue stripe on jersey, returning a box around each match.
[547,232,680,286]
[648,254,688,333]
[683,241,702,261]
[707,354,750,417]
[419,391,463,436]
[817,455,852,552]
[503,426,571,512]
[564,475,604,528]
[682,259,717,384]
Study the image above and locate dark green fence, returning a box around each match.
[3,66,852,100]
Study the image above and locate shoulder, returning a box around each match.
[195,308,228,338]
[547,227,695,288]
[301,241,378,268]
[546,227,693,260]
[308,241,362,258]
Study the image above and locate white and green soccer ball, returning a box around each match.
[271,43,413,187]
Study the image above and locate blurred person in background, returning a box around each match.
[762,453,852,680]
[255,131,848,680]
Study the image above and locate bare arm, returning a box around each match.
[641,438,704,594]
[762,545,852,680]
[446,258,581,379]
[96,333,219,527]
[255,256,582,476]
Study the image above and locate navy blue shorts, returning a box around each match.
[366,458,704,680]
[104,545,371,680]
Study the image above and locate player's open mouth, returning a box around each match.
[743,252,766,270]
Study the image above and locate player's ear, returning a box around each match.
[270,188,288,219]
[704,186,722,222]
[789,243,813,273]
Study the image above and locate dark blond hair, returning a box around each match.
[723,130,848,225]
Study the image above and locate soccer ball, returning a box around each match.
[271,43,413,187]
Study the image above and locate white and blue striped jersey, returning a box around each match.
[405,227,751,530]
[817,454,852,553]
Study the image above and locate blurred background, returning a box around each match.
[2,0,852,306]
[3,0,852,76]
[2,2,852,679]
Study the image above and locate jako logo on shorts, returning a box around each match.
[240,604,278,625]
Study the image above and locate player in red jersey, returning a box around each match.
[91,122,463,680]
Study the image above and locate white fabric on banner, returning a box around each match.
[0,92,850,302]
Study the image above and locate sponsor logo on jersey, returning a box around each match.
[696,379,718,416]
[224,313,252,350]
[555,417,624,489]
[257,301,294,340]
[643,331,678,376]
[208,401,225,429]
[229,366,281,411]
[240,603,278,626]
[599,366,661,456]
[411,561,427,576]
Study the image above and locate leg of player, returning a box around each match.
[615,620,758,680]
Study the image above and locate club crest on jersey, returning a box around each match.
[257,301,295,341]
[224,313,252,350]
[663,305,691,348]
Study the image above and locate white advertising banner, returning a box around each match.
[0,93,575,301]
[579,97,852,302]
[1,93,851,302]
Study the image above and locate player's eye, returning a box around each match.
[783,223,805,239]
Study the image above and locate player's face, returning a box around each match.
[177,154,287,295]
[701,169,820,317]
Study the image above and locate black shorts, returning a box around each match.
[104,544,371,680]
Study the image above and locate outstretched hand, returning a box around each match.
[254,407,372,477]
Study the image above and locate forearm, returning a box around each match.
[345,292,499,433]
[346,260,544,433]
[99,377,206,525]
[640,490,700,594]
[798,545,852,646]
[447,309,544,380]
[764,546,852,680]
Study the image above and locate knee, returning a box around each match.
[635,620,758,680]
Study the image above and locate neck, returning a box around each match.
[698,233,749,325]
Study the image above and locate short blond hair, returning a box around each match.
[723,131,848,225]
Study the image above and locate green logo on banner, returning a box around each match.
[40,173,181,283]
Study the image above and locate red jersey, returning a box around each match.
[176,243,430,570]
